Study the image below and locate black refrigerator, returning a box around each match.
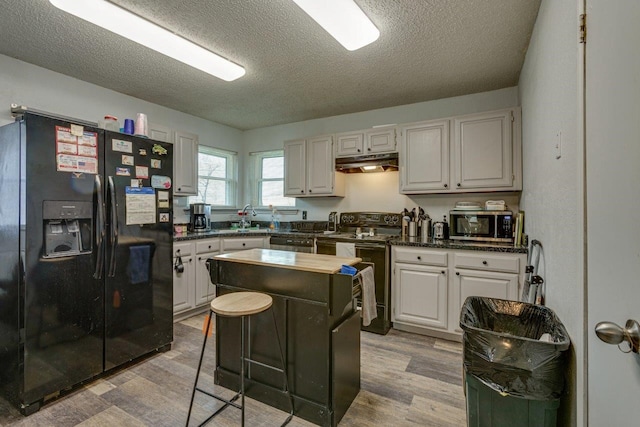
[0,112,174,414]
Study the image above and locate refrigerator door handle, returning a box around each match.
[93,175,106,279]
[107,176,119,277]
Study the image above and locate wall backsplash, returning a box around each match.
[175,171,521,228]
[295,171,521,222]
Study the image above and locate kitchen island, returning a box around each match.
[207,249,364,427]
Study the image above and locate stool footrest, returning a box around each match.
[195,387,242,410]
[246,357,285,374]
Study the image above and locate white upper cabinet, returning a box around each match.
[399,108,522,194]
[306,135,335,195]
[335,132,364,157]
[148,123,173,143]
[400,119,450,192]
[336,128,397,157]
[284,139,306,196]
[284,136,345,197]
[173,130,198,196]
[453,109,515,190]
[366,128,397,154]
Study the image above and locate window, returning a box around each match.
[190,146,237,206]
[251,150,295,207]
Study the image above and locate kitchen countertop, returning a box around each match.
[389,236,528,253]
[173,229,324,241]
[174,229,527,253]
[214,248,362,274]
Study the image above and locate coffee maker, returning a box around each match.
[189,203,211,232]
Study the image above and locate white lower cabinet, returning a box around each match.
[173,242,195,314]
[173,236,269,318]
[195,253,217,306]
[173,238,220,317]
[392,246,526,339]
[450,268,519,333]
[195,241,220,306]
[394,263,448,330]
[221,237,266,253]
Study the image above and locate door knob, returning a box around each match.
[595,319,640,353]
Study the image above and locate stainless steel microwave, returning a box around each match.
[449,210,513,243]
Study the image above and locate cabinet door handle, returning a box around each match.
[242,243,246,246]
[444,183,448,188]
[441,270,446,275]
[357,149,361,152]
[198,257,202,260]
[368,147,371,151]
[189,258,192,263]
[417,256,422,260]
[456,272,460,276]
[309,189,312,193]
[208,245,211,249]
[178,187,182,191]
[457,183,461,187]
[482,260,488,265]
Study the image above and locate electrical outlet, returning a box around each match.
[555,131,562,159]
[302,210,307,220]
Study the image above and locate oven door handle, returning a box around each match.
[352,242,387,250]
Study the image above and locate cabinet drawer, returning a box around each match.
[393,247,447,266]
[222,237,265,251]
[196,239,221,254]
[173,242,192,256]
[454,252,520,273]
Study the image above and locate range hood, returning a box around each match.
[335,152,399,173]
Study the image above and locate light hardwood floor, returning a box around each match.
[0,314,466,426]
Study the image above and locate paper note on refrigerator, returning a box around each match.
[125,187,156,225]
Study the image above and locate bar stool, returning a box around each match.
[185,291,294,427]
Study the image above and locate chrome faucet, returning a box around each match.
[240,204,257,229]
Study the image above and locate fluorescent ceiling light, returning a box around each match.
[49,0,245,81]
[292,0,380,51]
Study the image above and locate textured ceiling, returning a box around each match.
[0,0,541,130]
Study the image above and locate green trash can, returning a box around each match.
[460,297,570,427]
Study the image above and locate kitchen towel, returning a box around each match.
[336,242,355,258]
[359,266,377,326]
[127,244,151,284]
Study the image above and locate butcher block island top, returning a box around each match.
[213,248,361,274]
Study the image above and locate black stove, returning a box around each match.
[287,220,329,234]
[318,232,393,244]
[317,212,402,243]
[316,212,402,335]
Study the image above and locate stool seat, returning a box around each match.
[187,290,292,427]
[211,292,273,317]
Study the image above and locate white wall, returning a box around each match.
[0,55,243,144]
[242,87,522,222]
[518,1,582,425]
[0,54,244,224]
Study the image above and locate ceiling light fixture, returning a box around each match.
[292,0,380,51]
[49,0,245,81]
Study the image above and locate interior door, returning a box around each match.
[586,0,640,424]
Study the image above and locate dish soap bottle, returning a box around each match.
[269,205,279,231]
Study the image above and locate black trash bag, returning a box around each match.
[460,296,570,400]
